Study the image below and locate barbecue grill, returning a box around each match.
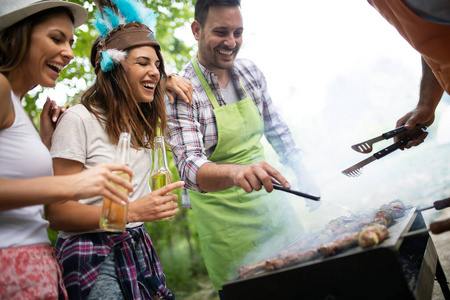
[222,207,450,300]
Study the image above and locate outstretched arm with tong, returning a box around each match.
[395,57,443,148]
[165,86,291,194]
[196,161,290,193]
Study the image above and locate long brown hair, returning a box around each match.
[81,37,167,149]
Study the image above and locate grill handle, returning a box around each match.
[430,219,450,234]
[417,197,450,212]
[433,197,450,210]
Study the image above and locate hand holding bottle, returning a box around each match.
[100,132,132,232]
[127,181,184,223]
[69,163,133,205]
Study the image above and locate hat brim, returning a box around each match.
[0,1,88,32]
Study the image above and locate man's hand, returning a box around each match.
[394,106,431,148]
[231,162,290,193]
[161,74,193,104]
[197,161,290,193]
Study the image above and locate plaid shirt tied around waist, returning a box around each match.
[55,225,174,300]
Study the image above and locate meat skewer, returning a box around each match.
[265,249,320,271]
[236,199,407,279]
[358,224,388,248]
[237,250,321,279]
[237,261,271,279]
[318,232,359,257]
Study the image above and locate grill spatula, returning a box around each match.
[351,124,427,154]
[342,129,426,177]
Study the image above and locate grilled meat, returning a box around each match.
[237,261,268,279]
[358,224,388,248]
[318,232,359,257]
[237,250,320,279]
[236,199,407,279]
[265,250,319,271]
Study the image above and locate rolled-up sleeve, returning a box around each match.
[165,93,210,193]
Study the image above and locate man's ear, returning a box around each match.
[191,20,201,41]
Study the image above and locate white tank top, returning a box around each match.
[0,92,52,248]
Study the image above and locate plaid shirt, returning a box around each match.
[166,58,302,207]
[55,225,173,300]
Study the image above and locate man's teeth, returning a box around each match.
[218,50,233,55]
[47,63,63,72]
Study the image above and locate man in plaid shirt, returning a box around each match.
[165,0,319,297]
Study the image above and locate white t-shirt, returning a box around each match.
[220,80,240,105]
[0,92,52,248]
[51,104,152,239]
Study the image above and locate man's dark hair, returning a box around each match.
[195,0,241,27]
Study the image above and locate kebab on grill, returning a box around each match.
[237,199,406,279]
[237,232,360,279]
[323,215,370,236]
[317,232,359,257]
[380,199,406,218]
[357,223,388,248]
[236,249,319,278]
[358,199,405,248]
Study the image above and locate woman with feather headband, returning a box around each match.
[45,0,185,299]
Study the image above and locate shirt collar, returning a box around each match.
[194,58,246,100]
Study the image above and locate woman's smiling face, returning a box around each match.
[21,12,75,88]
[124,46,161,103]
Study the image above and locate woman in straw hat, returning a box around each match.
[45,0,186,299]
[0,1,137,299]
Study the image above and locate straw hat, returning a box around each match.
[0,0,88,32]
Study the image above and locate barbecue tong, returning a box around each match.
[272,183,321,201]
[342,124,427,177]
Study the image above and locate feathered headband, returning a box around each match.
[93,0,160,73]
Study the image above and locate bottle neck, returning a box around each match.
[153,137,170,173]
[115,132,131,165]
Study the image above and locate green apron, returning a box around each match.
[189,57,298,290]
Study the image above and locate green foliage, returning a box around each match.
[146,0,197,71]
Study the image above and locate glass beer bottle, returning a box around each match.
[150,136,174,220]
[99,132,131,231]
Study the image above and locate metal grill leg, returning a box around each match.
[436,259,450,299]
